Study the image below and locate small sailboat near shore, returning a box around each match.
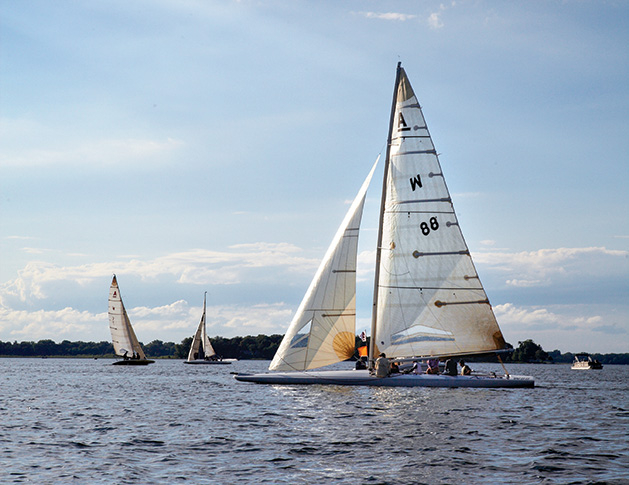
[184,293,231,365]
[108,275,154,366]
[235,63,534,388]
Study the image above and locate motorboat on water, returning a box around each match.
[571,353,603,370]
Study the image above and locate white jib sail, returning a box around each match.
[374,66,506,359]
[187,293,216,361]
[108,275,148,360]
[270,158,379,371]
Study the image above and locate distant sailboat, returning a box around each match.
[184,293,231,365]
[108,275,154,366]
[236,63,534,388]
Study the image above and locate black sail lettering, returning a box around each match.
[398,112,410,131]
[410,174,422,191]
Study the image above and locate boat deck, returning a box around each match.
[234,369,534,388]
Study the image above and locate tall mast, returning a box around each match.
[369,62,402,364]
[201,291,207,353]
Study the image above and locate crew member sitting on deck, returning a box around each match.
[444,358,457,376]
[459,360,472,375]
[375,353,390,378]
[426,358,439,374]
[355,356,367,370]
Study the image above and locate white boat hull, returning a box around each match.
[234,369,534,388]
[184,359,232,365]
[571,363,603,370]
[113,359,154,366]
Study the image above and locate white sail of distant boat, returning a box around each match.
[184,293,231,365]
[108,275,154,366]
[236,63,533,388]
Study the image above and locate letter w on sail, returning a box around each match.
[410,174,422,191]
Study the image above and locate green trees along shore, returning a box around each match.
[0,336,626,364]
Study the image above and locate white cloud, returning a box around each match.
[495,302,628,353]
[0,307,105,341]
[210,302,293,334]
[358,12,417,22]
[0,243,318,306]
[0,300,294,343]
[505,279,543,288]
[428,12,444,29]
[0,116,184,168]
[1,245,627,350]
[5,236,37,241]
[21,247,49,255]
[474,247,628,288]
[357,249,376,282]
[495,303,563,328]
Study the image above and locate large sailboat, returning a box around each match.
[235,63,534,388]
[108,275,154,366]
[184,293,231,365]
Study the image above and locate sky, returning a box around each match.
[1,0,628,354]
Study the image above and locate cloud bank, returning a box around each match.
[0,245,627,352]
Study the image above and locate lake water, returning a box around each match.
[1,359,627,484]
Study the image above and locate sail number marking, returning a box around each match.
[420,217,439,236]
[398,112,410,132]
[409,174,422,191]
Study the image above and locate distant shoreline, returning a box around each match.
[0,356,626,365]
[1,337,626,364]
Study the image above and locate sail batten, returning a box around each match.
[394,198,452,204]
[380,286,485,291]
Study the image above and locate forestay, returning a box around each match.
[270,158,379,371]
[108,275,148,360]
[373,67,506,359]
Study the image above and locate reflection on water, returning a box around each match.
[0,359,627,483]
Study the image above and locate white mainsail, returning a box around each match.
[187,292,217,361]
[371,65,506,359]
[108,275,148,360]
[270,158,379,371]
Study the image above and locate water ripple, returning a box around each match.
[0,359,627,484]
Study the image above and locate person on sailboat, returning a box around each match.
[426,358,439,374]
[375,353,391,377]
[355,356,368,370]
[459,360,472,375]
[444,358,457,376]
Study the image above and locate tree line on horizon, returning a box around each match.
[0,336,626,364]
